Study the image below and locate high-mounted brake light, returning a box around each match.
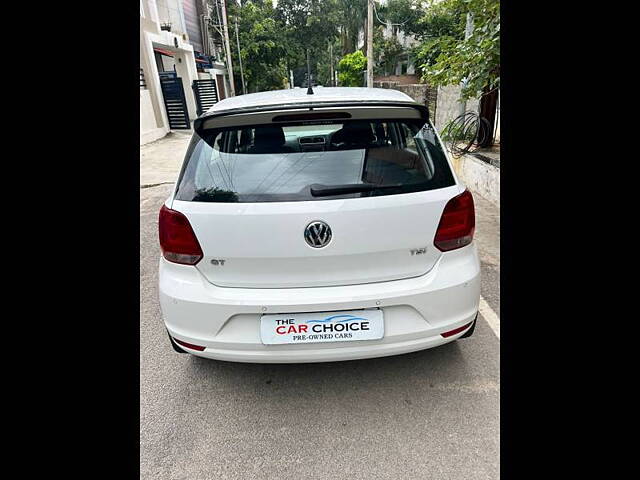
[159,205,203,265]
[434,190,475,252]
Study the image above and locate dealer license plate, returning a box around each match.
[260,309,384,345]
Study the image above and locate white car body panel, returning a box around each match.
[203,87,417,114]
[174,184,462,288]
[158,87,479,363]
[159,244,480,363]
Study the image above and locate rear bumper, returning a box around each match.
[159,244,480,363]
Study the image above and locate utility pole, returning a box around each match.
[220,0,235,97]
[458,12,474,115]
[329,41,334,87]
[366,0,373,87]
[235,16,246,95]
[306,49,314,94]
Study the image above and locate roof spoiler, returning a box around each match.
[193,101,430,136]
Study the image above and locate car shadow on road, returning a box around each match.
[181,342,476,405]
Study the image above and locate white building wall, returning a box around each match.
[140,14,170,145]
[378,19,418,78]
[141,0,231,144]
[141,8,201,142]
[205,64,229,99]
[141,0,160,23]
[156,0,187,34]
[172,48,199,119]
[140,89,166,144]
[435,84,479,130]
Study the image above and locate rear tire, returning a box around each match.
[459,314,478,339]
[167,330,187,353]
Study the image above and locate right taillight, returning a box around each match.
[159,205,203,265]
[434,190,475,252]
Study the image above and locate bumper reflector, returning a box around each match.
[173,338,206,351]
[441,322,473,338]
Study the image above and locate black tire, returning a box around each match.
[459,314,478,339]
[167,330,187,353]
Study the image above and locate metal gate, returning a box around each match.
[159,76,190,130]
[192,79,219,117]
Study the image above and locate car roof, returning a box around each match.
[205,87,417,115]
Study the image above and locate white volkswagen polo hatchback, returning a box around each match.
[158,87,480,363]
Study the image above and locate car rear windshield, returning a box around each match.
[174,118,455,203]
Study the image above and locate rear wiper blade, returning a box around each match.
[310,183,404,197]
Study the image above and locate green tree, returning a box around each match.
[276,0,339,54]
[316,38,342,86]
[227,0,288,93]
[374,29,404,76]
[420,0,500,99]
[337,50,367,86]
[376,0,425,37]
[409,0,465,77]
[370,0,431,78]
[336,0,367,56]
[275,0,340,85]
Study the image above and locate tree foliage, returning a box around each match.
[374,29,404,76]
[411,0,465,40]
[411,1,464,79]
[226,0,371,90]
[212,0,499,97]
[337,50,367,87]
[336,0,368,56]
[419,0,500,99]
[275,0,340,76]
[315,37,342,86]
[227,0,288,92]
[376,0,425,37]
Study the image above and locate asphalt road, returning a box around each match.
[140,134,500,479]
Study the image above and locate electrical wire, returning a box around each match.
[441,112,492,157]
[372,1,412,27]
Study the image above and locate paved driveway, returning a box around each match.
[140,133,500,479]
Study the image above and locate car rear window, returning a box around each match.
[174,118,455,202]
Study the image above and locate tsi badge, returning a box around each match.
[210,259,226,266]
[410,247,427,256]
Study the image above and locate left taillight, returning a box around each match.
[159,205,203,265]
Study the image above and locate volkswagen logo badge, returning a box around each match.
[304,221,332,248]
